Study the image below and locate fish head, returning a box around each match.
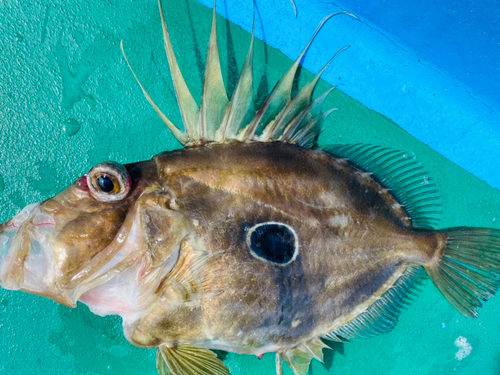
[0,159,187,315]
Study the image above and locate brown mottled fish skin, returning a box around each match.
[126,142,442,353]
[0,159,159,307]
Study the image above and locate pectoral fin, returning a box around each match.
[160,239,226,303]
[157,344,230,375]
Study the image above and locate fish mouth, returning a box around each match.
[0,200,154,310]
[0,203,75,307]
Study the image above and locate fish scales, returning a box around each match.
[127,142,436,352]
[1,0,500,375]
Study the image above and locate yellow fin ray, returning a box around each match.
[157,344,230,375]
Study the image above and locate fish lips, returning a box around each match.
[0,203,77,307]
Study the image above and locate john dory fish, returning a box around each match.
[1,1,499,375]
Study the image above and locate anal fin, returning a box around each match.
[157,344,230,375]
[323,265,424,342]
[280,338,329,375]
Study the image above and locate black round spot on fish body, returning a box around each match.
[97,175,115,193]
[247,222,298,265]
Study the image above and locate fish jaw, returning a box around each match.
[0,203,75,306]
[0,179,133,308]
[0,193,142,309]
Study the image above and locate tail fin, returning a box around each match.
[425,228,500,318]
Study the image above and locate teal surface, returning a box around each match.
[1,0,500,374]
[196,0,500,190]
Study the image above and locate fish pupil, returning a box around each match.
[97,175,114,193]
[250,224,296,264]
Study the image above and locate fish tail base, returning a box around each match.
[425,227,500,318]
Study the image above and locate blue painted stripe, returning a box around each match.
[195,0,500,189]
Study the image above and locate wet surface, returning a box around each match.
[0,0,499,374]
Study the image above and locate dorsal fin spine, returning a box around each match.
[201,0,229,140]
[263,45,349,142]
[158,0,200,140]
[219,5,255,142]
[127,2,357,148]
[279,107,311,141]
[243,12,353,142]
[120,41,189,145]
[292,108,337,147]
[281,87,334,142]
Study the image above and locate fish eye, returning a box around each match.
[87,162,131,202]
[246,222,299,266]
[97,175,115,192]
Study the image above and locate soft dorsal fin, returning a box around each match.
[279,337,329,375]
[323,265,425,342]
[325,144,442,229]
[157,344,230,375]
[122,0,356,147]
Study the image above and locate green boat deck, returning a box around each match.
[1,0,499,373]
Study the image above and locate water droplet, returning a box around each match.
[442,322,446,329]
[63,118,81,136]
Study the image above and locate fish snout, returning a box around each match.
[0,203,41,290]
[0,203,74,305]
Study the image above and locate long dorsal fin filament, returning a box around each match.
[120,40,189,145]
[158,0,200,141]
[242,12,355,142]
